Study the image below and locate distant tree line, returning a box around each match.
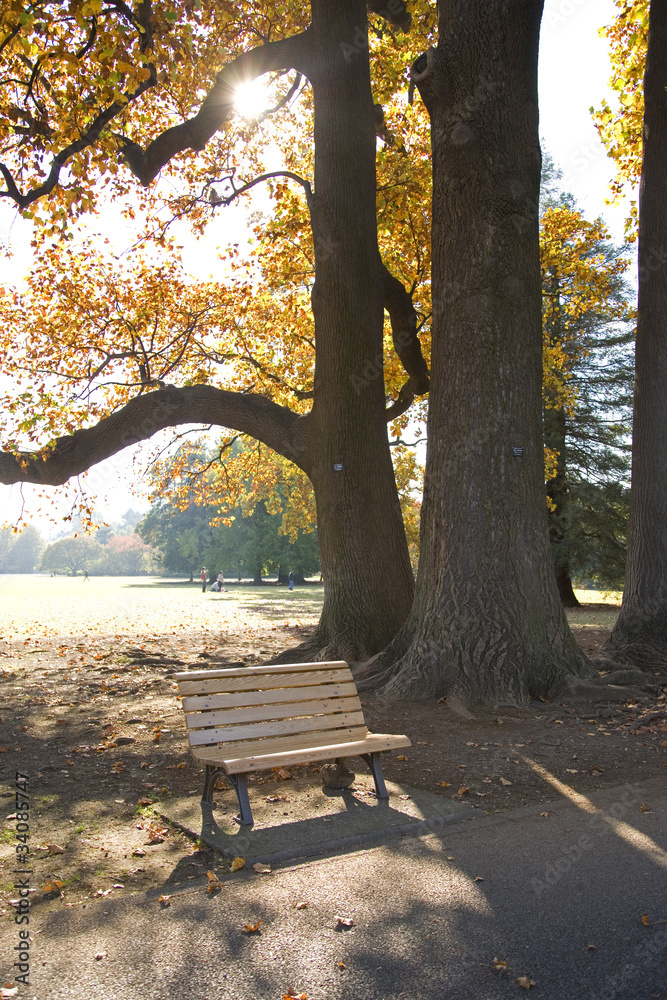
[137,494,321,584]
[0,509,155,576]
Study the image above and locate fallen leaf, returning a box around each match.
[642,914,651,926]
[565,768,578,774]
[147,825,168,843]
[338,962,346,969]
[176,761,187,769]
[500,778,512,786]
[1,987,19,998]
[456,786,471,795]
[639,802,650,812]
[265,794,288,803]
[540,812,549,818]
[94,952,107,961]
[206,872,223,893]
[437,781,450,787]
[587,944,596,950]
[252,863,272,873]
[231,857,245,872]
[44,879,64,894]
[137,797,152,805]
[241,920,262,933]
[492,957,507,971]
[276,768,292,780]
[473,876,484,882]
[39,843,64,855]
[295,901,308,910]
[516,976,537,989]
[282,992,307,1000]
[396,755,408,761]
[132,848,147,857]
[335,915,354,927]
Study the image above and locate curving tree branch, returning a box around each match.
[367,1,412,31]
[117,32,311,187]
[382,264,430,420]
[0,385,310,486]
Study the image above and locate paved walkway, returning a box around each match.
[3,777,666,1000]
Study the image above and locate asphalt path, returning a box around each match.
[4,776,666,1000]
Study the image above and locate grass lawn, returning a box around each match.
[0,574,324,644]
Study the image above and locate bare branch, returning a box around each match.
[209,169,313,209]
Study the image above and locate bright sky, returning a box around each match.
[0,0,633,537]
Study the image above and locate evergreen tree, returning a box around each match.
[540,168,635,601]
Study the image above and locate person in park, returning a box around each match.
[217,571,225,592]
[289,570,294,591]
[200,568,207,594]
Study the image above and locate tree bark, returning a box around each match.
[297,0,415,661]
[358,0,591,704]
[604,0,667,672]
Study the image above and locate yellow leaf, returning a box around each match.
[231,857,245,872]
[516,977,537,989]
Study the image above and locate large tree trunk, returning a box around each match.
[293,0,415,661]
[358,0,591,704]
[604,0,667,672]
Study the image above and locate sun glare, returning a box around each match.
[234,78,272,121]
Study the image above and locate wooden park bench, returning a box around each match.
[174,661,411,826]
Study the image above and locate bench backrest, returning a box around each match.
[174,661,368,750]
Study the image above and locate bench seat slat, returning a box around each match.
[191,731,412,773]
[187,709,367,747]
[181,680,359,713]
[184,695,361,729]
[177,666,351,696]
[190,726,370,762]
[174,660,348,683]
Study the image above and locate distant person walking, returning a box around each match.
[200,567,207,593]
[83,568,89,582]
[217,571,225,592]
[288,570,294,591]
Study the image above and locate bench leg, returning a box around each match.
[228,774,254,826]
[361,752,388,799]
[202,767,254,826]
[202,764,224,805]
